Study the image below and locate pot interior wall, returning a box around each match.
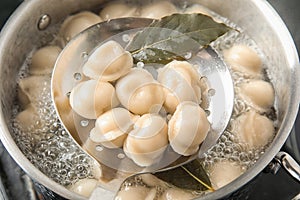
[0,0,298,199]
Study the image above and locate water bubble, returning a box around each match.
[220,135,227,142]
[80,120,89,127]
[73,73,82,81]
[224,148,232,154]
[167,114,172,121]
[38,14,51,30]
[76,165,84,172]
[122,34,131,43]
[208,89,216,96]
[219,143,225,149]
[239,153,248,162]
[205,110,211,116]
[95,145,104,152]
[117,153,126,159]
[137,62,145,68]
[184,52,192,59]
[81,52,89,59]
[66,92,71,98]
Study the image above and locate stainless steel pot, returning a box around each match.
[0,0,299,199]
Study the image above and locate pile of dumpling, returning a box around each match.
[69,40,210,167]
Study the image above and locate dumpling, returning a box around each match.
[29,46,61,75]
[115,185,151,200]
[116,68,165,115]
[184,4,211,16]
[68,178,98,198]
[17,75,50,108]
[183,4,222,23]
[232,110,274,148]
[99,1,138,20]
[140,174,167,188]
[15,104,43,132]
[89,108,138,148]
[238,80,275,112]
[224,45,262,76]
[159,188,196,200]
[124,114,168,167]
[140,1,178,19]
[168,101,210,156]
[69,80,119,119]
[157,60,202,114]
[209,160,244,189]
[60,11,102,44]
[82,40,133,81]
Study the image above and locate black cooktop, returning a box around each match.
[0,0,299,200]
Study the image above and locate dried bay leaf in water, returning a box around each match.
[127,13,232,64]
[154,159,213,191]
[149,13,231,46]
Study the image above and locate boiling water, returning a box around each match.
[11,76,97,186]
[11,97,97,186]
[203,30,274,171]
[10,1,277,198]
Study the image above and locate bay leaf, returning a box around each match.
[127,13,232,64]
[154,159,213,191]
[149,13,231,46]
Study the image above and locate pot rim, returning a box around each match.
[0,0,299,200]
